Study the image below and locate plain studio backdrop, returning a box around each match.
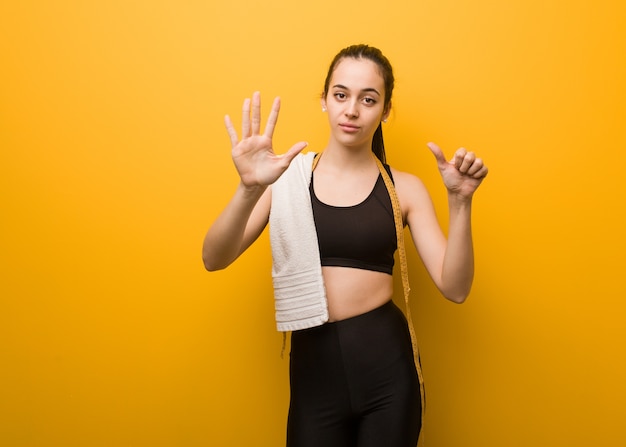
[1,1,625,446]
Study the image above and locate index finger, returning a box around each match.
[264,97,281,139]
[453,147,468,170]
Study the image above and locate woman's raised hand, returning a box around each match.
[427,142,488,200]
[225,92,308,188]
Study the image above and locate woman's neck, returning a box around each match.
[319,142,376,172]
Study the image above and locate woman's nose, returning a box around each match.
[345,101,359,118]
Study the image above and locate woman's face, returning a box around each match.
[322,58,390,150]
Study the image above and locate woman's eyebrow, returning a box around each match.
[332,84,381,96]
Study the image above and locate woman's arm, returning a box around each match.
[202,184,270,271]
[399,142,488,303]
[202,92,307,271]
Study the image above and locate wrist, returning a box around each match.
[447,191,473,209]
[238,182,267,199]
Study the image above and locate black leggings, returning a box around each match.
[287,300,421,447]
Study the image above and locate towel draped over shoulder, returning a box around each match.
[269,152,328,332]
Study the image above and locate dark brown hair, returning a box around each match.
[322,44,395,163]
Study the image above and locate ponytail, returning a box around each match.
[372,123,386,164]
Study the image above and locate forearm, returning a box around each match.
[202,183,267,271]
[440,194,475,303]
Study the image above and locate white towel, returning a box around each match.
[269,152,328,331]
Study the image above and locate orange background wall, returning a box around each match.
[1,1,625,446]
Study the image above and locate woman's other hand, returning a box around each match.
[427,142,488,200]
[225,92,308,188]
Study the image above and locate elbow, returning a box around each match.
[441,286,471,304]
[202,257,215,272]
[446,293,469,304]
[202,244,240,271]
[202,253,227,272]
[203,262,221,272]
[438,275,473,304]
[203,262,225,272]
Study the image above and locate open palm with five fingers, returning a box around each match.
[225,92,308,188]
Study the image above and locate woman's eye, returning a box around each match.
[363,97,376,105]
[334,92,346,100]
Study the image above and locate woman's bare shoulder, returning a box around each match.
[389,166,435,216]
[389,166,428,194]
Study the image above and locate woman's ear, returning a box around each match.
[382,101,392,122]
[321,97,327,112]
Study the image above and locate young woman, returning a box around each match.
[203,45,488,447]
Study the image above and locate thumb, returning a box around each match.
[427,142,448,166]
[281,141,309,164]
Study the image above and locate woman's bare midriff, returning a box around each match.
[322,266,394,322]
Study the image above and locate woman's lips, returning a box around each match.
[339,123,360,133]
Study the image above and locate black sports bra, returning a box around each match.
[310,166,397,275]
